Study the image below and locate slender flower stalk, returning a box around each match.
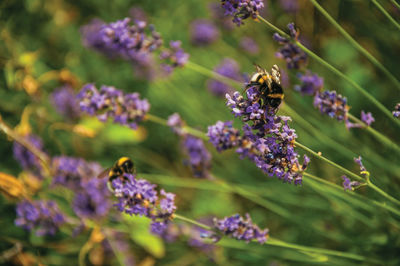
[256,14,400,128]
[371,0,400,32]
[308,0,400,92]
[185,59,400,155]
[145,112,400,207]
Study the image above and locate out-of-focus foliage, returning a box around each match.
[1,0,400,265]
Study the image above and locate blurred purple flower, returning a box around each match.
[220,0,265,26]
[111,173,176,226]
[279,0,299,13]
[273,23,308,69]
[295,71,323,96]
[341,175,360,191]
[77,84,150,129]
[313,90,349,122]
[13,134,45,178]
[392,103,400,118]
[214,213,268,244]
[209,3,235,30]
[160,41,190,74]
[51,85,81,120]
[52,156,102,190]
[207,58,244,97]
[190,19,220,46]
[167,113,212,179]
[360,111,375,126]
[240,37,259,54]
[15,200,65,236]
[72,178,111,219]
[81,18,163,79]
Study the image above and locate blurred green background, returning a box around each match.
[1,0,400,265]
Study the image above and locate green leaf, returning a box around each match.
[123,214,165,258]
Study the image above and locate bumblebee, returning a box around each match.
[98,157,136,191]
[247,64,284,109]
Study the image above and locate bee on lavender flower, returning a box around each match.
[247,64,284,109]
[98,157,136,192]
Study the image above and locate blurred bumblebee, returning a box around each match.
[98,157,136,192]
[246,64,284,109]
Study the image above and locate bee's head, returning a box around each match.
[118,157,136,174]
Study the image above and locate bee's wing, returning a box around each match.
[97,167,111,179]
[253,63,264,74]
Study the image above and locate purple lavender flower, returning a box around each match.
[190,19,220,46]
[279,0,299,13]
[81,18,163,79]
[295,71,323,96]
[214,213,269,244]
[207,58,244,97]
[222,68,310,184]
[360,111,375,126]
[240,37,259,54]
[51,85,81,120]
[160,41,190,74]
[167,113,212,179]
[354,156,370,178]
[77,84,150,129]
[183,136,212,178]
[167,113,185,136]
[273,23,308,69]
[221,0,265,26]
[15,200,65,236]
[72,178,111,219]
[313,90,349,122]
[207,121,240,151]
[209,3,235,30]
[111,173,176,226]
[52,156,102,190]
[341,175,360,191]
[13,135,44,178]
[392,103,400,118]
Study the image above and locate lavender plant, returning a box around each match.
[1,1,400,265]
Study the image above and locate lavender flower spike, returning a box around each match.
[214,213,269,244]
[221,0,265,26]
[207,58,244,97]
[392,103,400,118]
[15,200,65,236]
[313,90,349,122]
[295,71,323,96]
[341,175,360,191]
[77,84,150,129]
[167,113,212,179]
[273,23,308,69]
[360,111,375,126]
[13,134,45,178]
[111,173,176,228]
[190,19,220,46]
[51,85,81,120]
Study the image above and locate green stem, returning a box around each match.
[186,61,241,89]
[146,113,208,140]
[296,142,400,206]
[348,113,400,154]
[174,214,213,231]
[257,14,400,127]
[0,115,51,172]
[175,215,370,262]
[303,172,400,216]
[371,0,400,31]
[309,0,400,92]
[295,41,400,127]
[266,237,368,262]
[294,141,364,181]
[391,0,400,10]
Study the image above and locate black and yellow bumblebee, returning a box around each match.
[98,157,136,191]
[246,64,284,109]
